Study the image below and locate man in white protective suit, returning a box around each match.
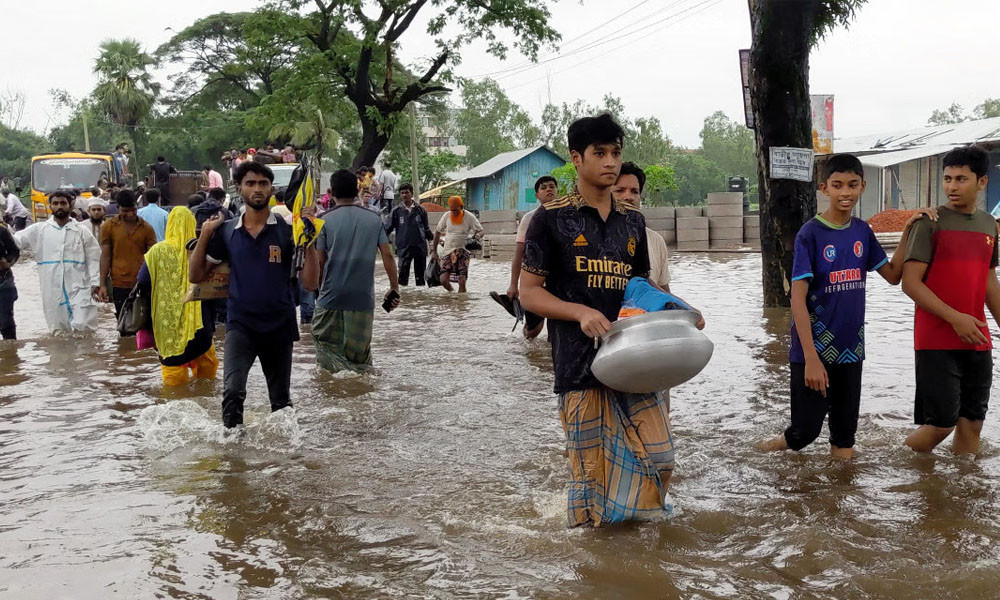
[14,190,102,333]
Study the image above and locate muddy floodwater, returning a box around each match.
[2,252,999,599]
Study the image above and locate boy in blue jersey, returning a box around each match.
[760,154,934,459]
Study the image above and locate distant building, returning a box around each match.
[441,145,565,212]
[826,117,1000,219]
[416,108,467,157]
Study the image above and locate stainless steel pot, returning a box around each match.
[591,310,714,394]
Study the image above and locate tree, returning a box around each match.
[928,102,967,126]
[269,105,340,172]
[662,152,725,207]
[92,39,160,129]
[0,88,26,130]
[540,96,672,165]
[0,123,52,185]
[287,0,559,170]
[748,0,867,307]
[927,98,1000,125]
[456,79,540,166]
[700,111,757,180]
[156,11,298,112]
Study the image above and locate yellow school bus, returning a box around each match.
[30,152,119,221]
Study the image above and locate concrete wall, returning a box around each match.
[479,194,763,258]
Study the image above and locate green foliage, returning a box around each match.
[0,123,51,186]
[551,163,577,195]
[456,79,540,166]
[928,98,1000,125]
[662,152,726,207]
[643,165,678,194]
[93,39,159,128]
[393,150,464,192]
[810,0,868,46]
[538,95,673,165]
[269,105,340,171]
[284,0,559,166]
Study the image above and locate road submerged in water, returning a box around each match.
[1,252,999,599]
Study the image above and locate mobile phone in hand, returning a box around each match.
[382,289,400,313]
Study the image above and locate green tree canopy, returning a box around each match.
[928,98,1000,125]
[456,79,540,166]
[283,0,559,169]
[93,38,159,129]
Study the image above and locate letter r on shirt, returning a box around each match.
[269,245,281,263]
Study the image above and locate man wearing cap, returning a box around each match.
[431,195,483,293]
[84,196,107,239]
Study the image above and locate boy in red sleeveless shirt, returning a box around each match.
[902,144,999,454]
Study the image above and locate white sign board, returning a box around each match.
[769,147,814,182]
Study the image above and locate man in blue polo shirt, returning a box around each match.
[189,161,320,429]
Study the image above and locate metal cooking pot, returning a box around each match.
[591,310,714,394]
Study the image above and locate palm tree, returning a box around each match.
[269,105,340,173]
[93,38,159,129]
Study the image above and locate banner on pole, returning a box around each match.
[810,94,834,153]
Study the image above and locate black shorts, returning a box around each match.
[784,361,863,450]
[525,310,543,330]
[915,350,992,427]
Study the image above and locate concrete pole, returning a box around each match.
[83,115,91,152]
[408,102,420,197]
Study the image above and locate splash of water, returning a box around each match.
[137,400,303,454]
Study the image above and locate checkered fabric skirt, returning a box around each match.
[558,387,675,527]
[312,307,374,373]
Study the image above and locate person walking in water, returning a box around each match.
[520,114,703,527]
[137,207,218,386]
[0,201,20,339]
[14,190,102,334]
[189,161,320,429]
[431,196,483,293]
[312,170,400,374]
[99,189,157,326]
[385,183,432,286]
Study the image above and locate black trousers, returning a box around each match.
[784,362,863,450]
[112,286,136,337]
[398,245,427,286]
[0,276,16,339]
[222,327,294,428]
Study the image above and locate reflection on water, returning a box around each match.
[2,253,1000,598]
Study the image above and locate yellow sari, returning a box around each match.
[145,207,202,360]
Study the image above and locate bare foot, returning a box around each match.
[755,436,788,452]
[830,445,854,460]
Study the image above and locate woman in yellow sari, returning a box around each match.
[136,206,218,385]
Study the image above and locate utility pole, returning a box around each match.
[408,102,421,198]
[82,114,91,152]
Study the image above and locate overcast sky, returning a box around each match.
[4,0,999,149]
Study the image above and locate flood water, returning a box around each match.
[1,252,999,599]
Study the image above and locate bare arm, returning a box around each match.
[791,278,828,396]
[431,231,442,256]
[986,269,1000,327]
[189,214,224,283]
[508,242,525,298]
[300,246,322,292]
[878,209,937,285]
[902,260,988,345]
[520,270,611,338]
[99,243,112,295]
[379,243,399,292]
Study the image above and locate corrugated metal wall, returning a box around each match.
[464,149,565,211]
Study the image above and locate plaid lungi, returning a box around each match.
[312,307,375,374]
[559,387,675,527]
